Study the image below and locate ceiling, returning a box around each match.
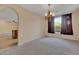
[20,4,79,16]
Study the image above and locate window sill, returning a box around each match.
[55,32,60,34]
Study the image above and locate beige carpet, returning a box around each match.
[0,37,79,55]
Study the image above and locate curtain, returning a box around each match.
[61,13,73,35]
[48,17,54,33]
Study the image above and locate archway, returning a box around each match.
[0,7,19,49]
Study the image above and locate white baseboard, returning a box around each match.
[18,36,44,46]
[18,38,35,46]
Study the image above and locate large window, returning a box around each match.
[48,13,73,35]
[54,16,61,32]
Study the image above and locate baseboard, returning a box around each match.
[18,36,45,46]
[76,39,79,42]
[18,39,34,46]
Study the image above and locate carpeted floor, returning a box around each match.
[0,37,79,55]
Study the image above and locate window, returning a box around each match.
[48,13,73,35]
[54,16,61,32]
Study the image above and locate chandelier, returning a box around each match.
[45,4,55,19]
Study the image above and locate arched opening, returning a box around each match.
[0,7,19,49]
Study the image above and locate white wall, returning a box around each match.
[72,9,79,40]
[45,9,79,40]
[0,21,12,35]
[0,20,17,37]
[18,6,45,45]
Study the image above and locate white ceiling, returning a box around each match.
[20,4,79,16]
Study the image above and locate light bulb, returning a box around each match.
[50,12,53,15]
[45,13,47,16]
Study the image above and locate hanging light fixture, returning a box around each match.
[45,4,55,19]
